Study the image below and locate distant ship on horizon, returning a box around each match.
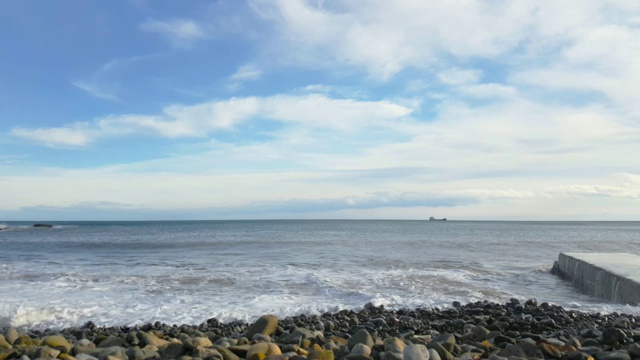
[429,216,447,221]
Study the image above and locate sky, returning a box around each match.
[1,0,640,221]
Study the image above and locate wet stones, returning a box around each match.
[1,300,640,360]
[3,328,18,346]
[246,315,280,340]
[0,336,11,350]
[42,334,72,353]
[347,329,374,351]
[403,344,429,360]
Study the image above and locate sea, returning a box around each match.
[0,220,639,330]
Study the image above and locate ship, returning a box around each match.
[429,217,447,221]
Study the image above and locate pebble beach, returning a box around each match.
[2,299,640,360]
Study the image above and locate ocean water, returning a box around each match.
[0,220,639,329]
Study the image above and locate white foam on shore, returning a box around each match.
[1,261,639,330]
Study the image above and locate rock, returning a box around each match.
[598,351,631,360]
[525,298,538,307]
[75,354,100,360]
[381,352,403,360]
[515,343,543,359]
[324,321,336,331]
[614,318,630,328]
[602,328,626,346]
[345,355,370,360]
[580,347,603,356]
[348,329,374,351]
[565,351,594,360]
[324,349,336,360]
[539,318,557,328]
[138,332,169,349]
[42,335,72,353]
[566,337,582,349]
[266,355,291,360]
[14,334,38,347]
[434,334,455,346]
[4,328,19,346]
[492,335,515,346]
[228,345,251,358]
[33,223,54,228]
[323,341,339,351]
[329,336,348,348]
[183,336,214,350]
[473,326,490,341]
[497,344,526,358]
[350,344,371,357]
[140,345,160,359]
[247,342,282,360]
[253,334,272,342]
[0,336,11,350]
[278,333,303,346]
[627,343,640,358]
[35,345,61,359]
[404,344,430,360]
[428,349,441,360]
[193,346,223,360]
[457,353,480,360]
[292,327,316,341]
[161,343,187,359]
[84,346,128,360]
[246,315,279,339]
[487,355,507,360]
[98,336,127,348]
[428,343,454,360]
[307,348,326,360]
[126,347,146,360]
[215,346,241,360]
[582,339,601,348]
[383,338,405,353]
[581,329,603,339]
[0,349,18,360]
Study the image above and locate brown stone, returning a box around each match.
[246,315,279,339]
[42,335,72,353]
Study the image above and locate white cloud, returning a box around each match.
[249,0,538,79]
[227,64,263,92]
[71,54,158,101]
[513,24,640,113]
[458,84,517,98]
[229,64,263,81]
[438,69,482,85]
[140,18,208,48]
[11,126,96,148]
[301,84,334,93]
[544,173,640,199]
[11,95,413,147]
[261,94,413,130]
[72,80,120,101]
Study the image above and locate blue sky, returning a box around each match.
[2,0,640,220]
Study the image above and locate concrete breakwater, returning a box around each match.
[552,253,640,305]
[2,300,640,360]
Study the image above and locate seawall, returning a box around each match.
[552,252,640,305]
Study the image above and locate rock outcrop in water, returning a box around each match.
[2,300,640,360]
[32,223,54,228]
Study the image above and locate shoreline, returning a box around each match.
[2,300,640,360]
